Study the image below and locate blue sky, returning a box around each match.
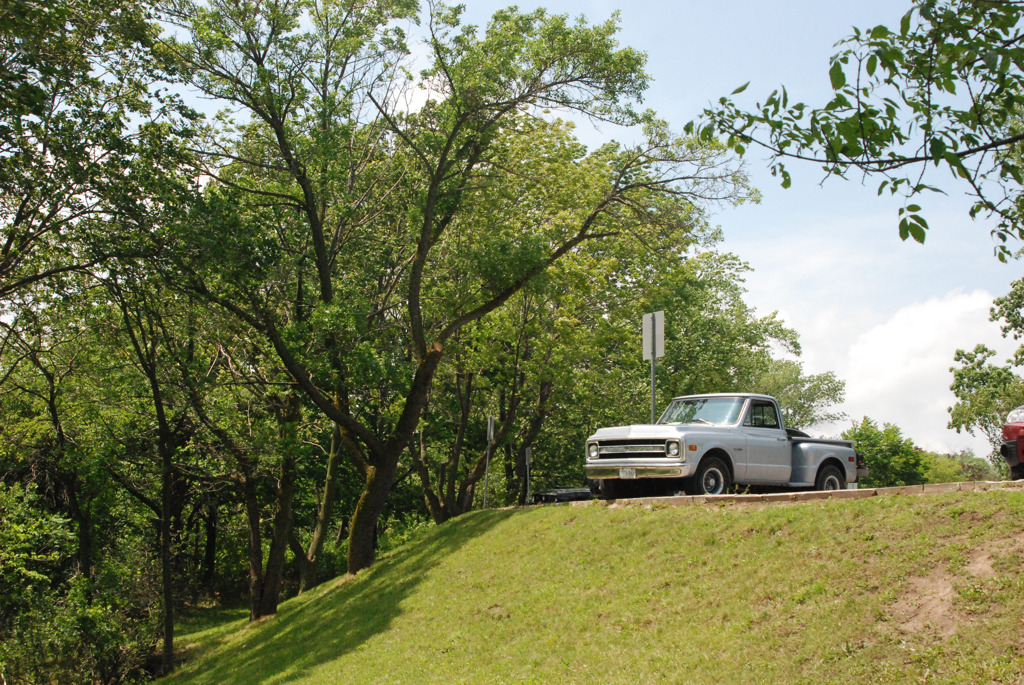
[462,0,1022,456]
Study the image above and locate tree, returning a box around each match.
[921,449,998,483]
[754,358,846,430]
[0,0,195,296]
[948,344,1024,467]
[693,0,1024,258]
[842,417,927,487]
[949,276,1024,473]
[159,0,749,575]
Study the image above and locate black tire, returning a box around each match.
[1011,464,1024,481]
[687,457,731,495]
[815,464,846,491]
[586,478,601,497]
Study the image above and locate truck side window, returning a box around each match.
[746,401,780,429]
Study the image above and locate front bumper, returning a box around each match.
[585,460,696,480]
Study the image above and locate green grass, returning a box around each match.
[167,492,1024,684]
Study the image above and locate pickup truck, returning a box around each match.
[999,405,1024,480]
[585,393,866,499]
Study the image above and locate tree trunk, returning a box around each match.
[347,459,398,573]
[257,392,301,617]
[201,497,217,586]
[413,429,448,524]
[242,474,264,621]
[295,423,344,592]
[159,441,174,671]
[514,381,554,505]
[347,347,443,573]
[61,475,94,580]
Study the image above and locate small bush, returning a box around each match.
[0,576,155,685]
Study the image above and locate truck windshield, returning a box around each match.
[658,397,745,426]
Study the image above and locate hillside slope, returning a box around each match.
[167,491,1024,684]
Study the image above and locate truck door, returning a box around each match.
[743,399,791,483]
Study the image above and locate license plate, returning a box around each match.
[620,467,637,479]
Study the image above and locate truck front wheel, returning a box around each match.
[687,457,731,495]
[815,464,846,491]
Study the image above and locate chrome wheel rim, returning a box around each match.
[702,468,725,494]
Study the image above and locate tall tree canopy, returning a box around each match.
[158,0,750,573]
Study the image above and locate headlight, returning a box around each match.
[665,440,680,457]
[1009,406,1024,424]
[587,442,599,459]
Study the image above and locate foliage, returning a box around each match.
[0,482,74,618]
[842,416,928,487]
[948,344,1024,466]
[158,0,754,574]
[922,449,999,483]
[752,358,846,429]
[949,276,1024,472]
[0,575,155,685]
[0,0,196,296]
[0,0,854,674]
[0,484,155,684]
[693,0,1024,258]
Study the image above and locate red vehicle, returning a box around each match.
[1000,406,1024,480]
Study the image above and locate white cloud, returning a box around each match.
[820,290,1018,456]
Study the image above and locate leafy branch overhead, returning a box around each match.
[691,0,1024,258]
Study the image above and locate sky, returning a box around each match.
[461,0,1023,457]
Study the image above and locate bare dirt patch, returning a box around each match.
[892,567,959,637]
[966,548,997,579]
[889,533,1024,638]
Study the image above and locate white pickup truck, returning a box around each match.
[585,393,866,499]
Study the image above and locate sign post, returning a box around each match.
[642,311,665,423]
[482,416,495,509]
[525,446,532,504]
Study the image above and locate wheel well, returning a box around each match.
[817,458,846,482]
[701,448,734,478]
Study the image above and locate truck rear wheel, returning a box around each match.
[815,464,846,491]
[687,457,731,495]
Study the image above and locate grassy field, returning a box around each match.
[167,491,1024,684]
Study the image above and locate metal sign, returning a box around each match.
[643,311,665,423]
[642,310,665,360]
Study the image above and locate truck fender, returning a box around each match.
[695,447,734,478]
[815,456,851,484]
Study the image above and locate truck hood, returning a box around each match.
[589,424,679,440]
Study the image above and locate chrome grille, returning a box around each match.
[594,439,670,458]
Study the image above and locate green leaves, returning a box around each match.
[828,59,847,90]
[898,204,928,243]
[842,417,927,487]
[696,0,1024,251]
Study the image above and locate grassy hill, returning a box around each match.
[167,491,1024,684]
